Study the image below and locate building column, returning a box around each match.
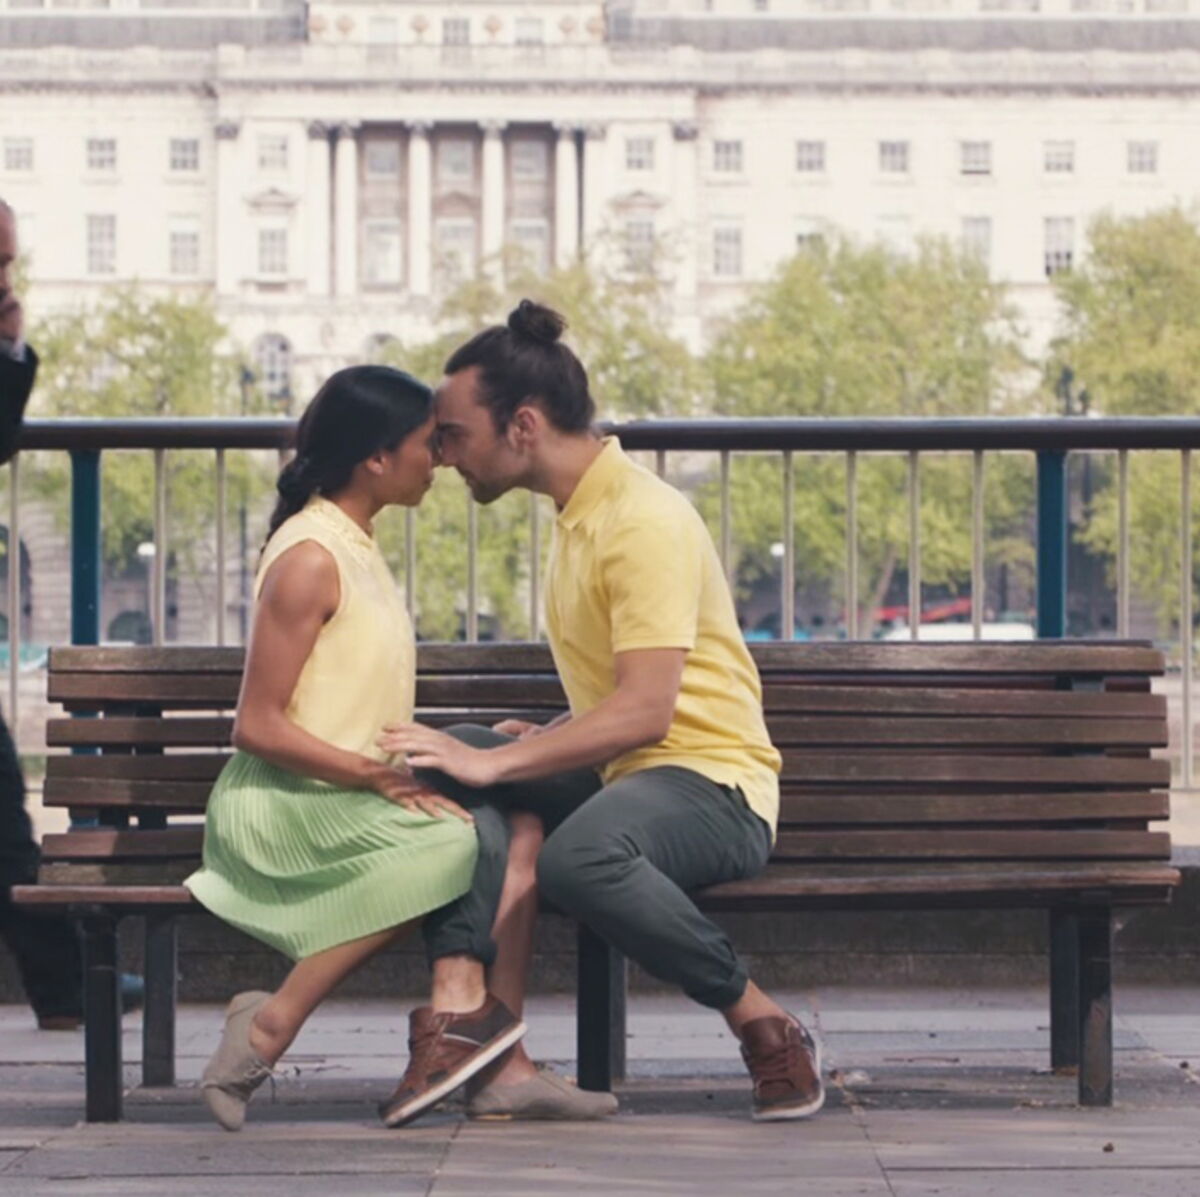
[581,123,608,252]
[481,120,507,275]
[672,121,700,305]
[306,122,332,297]
[407,121,432,299]
[333,122,360,297]
[554,123,580,269]
[214,121,241,296]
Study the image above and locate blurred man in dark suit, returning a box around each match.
[0,198,143,1029]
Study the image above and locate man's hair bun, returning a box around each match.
[507,299,566,345]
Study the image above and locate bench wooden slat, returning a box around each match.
[48,754,229,781]
[779,791,1170,824]
[14,855,1183,916]
[778,755,1169,786]
[42,829,203,859]
[772,829,1171,861]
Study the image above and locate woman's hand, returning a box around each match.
[366,763,475,823]
[377,723,502,789]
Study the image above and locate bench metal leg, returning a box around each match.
[142,914,177,1088]
[81,916,122,1122]
[1077,906,1114,1107]
[1049,909,1080,1074]
[576,923,627,1091]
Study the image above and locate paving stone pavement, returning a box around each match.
[0,985,1196,1196]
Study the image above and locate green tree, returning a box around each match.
[702,234,1029,635]
[1050,207,1200,635]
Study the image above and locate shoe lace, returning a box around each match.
[405,1017,447,1079]
[752,1039,804,1087]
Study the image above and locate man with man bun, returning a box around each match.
[380,299,823,1123]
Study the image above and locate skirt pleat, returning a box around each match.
[184,752,477,961]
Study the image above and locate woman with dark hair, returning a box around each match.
[185,365,525,1131]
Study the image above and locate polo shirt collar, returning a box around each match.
[557,437,628,530]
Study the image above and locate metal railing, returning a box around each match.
[8,415,1200,784]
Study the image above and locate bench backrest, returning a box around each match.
[42,641,1172,871]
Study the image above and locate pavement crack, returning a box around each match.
[424,1114,465,1196]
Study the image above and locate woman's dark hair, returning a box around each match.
[267,364,432,540]
[443,299,595,433]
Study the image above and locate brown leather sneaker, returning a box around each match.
[740,1014,825,1122]
[379,995,527,1128]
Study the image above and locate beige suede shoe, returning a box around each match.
[200,990,274,1132]
[468,1066,619,1121]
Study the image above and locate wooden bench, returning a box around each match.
[13,640,1180,1121]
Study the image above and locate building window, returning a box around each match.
[3,138,33,172]
[795,140,825,173]
[713,224,743,277]
[515,17,544,44]
[625,137,655,172]
[1044,140,1075,174]
[437,138,474,185]
[169,224,200,276]
[879,140,910,174]
[1127,140,1158,175]
[511,139,549,181]
[86,214,116,275]
[960,141,992,176]
[363,220,403,286]
[169,138,200,173]
[365,141,401,178]
[795,217,824,253]
[960,216,992,267]
[511,220,550,273]
[435,217,477,284]
[257,135,289,172]
[623,219,655,272]
[754,0,770,9]
[443,17,470,44]
[713,139,744,173]
[87,138,117,172]
[1044,217,1074,276]
[258,227,289,276]
[253,334,292,402]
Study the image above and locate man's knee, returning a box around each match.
[536,825,631,910]
[443,723,514,750]
[505,811,544,877]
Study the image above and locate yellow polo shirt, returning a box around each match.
[544,438,782,833]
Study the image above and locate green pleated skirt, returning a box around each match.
[184,752,478,961]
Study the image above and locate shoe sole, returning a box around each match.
[751,1035,825,1123]
[381,1019,528,1129]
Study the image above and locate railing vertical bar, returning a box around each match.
[1182,449,1193,789]
[529,492,541,641]
[1117,448,1131,638]
[70,450,101,646]
[466,497,478,642]
[845,451,858,640]
[152,448,166,646]
[7,456,18,730]
[405,507,416,622]
[215,450,227,647]
[908,450,920,641]
[655,449,667,479]
[972,450,984,641]
[719,450,732,582]
[781,451,795,640]
[1036,450,1068,639]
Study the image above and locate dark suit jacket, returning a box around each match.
[0,343,36,466]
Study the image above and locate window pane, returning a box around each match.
[960,141,992,176]
[623,219,655,271]
[961,216,992,267]
[1127,141,1158,174]
[1044,140,1075,173]
[169,228,199,276]
[625,137,655,171]
[258,228,289,275]
[511,220,549,273]
[3,139,34,172]
[795,140,825,173]
[86,214,116,274]
[443,17,470,45]
[436,218,477,283]
[713,225,742,276]
[879,141,910,173]
[365,141,401,178]
[1044,216,1074,276]
[169,138,200,172]
[87,138,116,171]
[713,140,743,173]
[258,135,289,172]
[511,140,548,181]
[364,221,403,285]
[437,138,474,184]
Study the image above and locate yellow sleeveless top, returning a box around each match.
[254,495,414,761]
